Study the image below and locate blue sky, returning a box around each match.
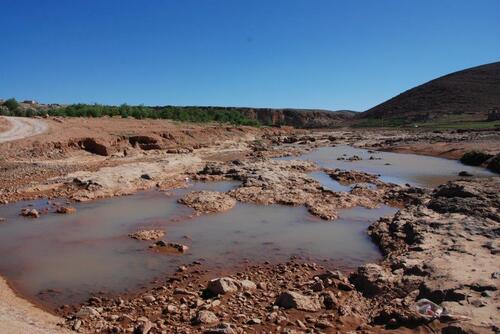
[1,0,499,111]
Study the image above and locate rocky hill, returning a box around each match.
[359,61,500,122]
[238,108,355,128]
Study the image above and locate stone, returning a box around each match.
[75,306,100,318]
[320,291,338,310]
[72,319,82,331]
[203,322,236,334]
[315,319,333,329]
[350,263,392,297]
[275,291,321,312]
[134,318,153,334]
[151,241,189,253]
[247,318,262,325]
[56,206,76,214]
[179,191,236,213]
[240,279,257,291]
[207,277,240,295]
[21,208,40,218]
[193,310,219,325]
[129,229,165,241]
[142,294,156,303]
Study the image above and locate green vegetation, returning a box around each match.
[3,98,19,111]
[460,151,493,166]
[1,103,261,126]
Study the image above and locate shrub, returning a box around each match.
[3,98,19,111]
[460,150,493,166]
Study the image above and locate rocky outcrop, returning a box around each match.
[78,138,114,156]
[365,178,500,330]
[178,191,236,213]
[128,136,162,150]
[323,168,385,186]
[194,159,401,220]
[239,108,354,128]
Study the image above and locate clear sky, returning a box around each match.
[1,0,499,111]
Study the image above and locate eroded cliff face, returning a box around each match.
[240,108,355,128]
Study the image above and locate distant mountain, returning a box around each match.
[359,61,500,122]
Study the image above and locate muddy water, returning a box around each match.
[0,180,395,307]
[282,145,495,187]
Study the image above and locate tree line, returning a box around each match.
[0,99,260,126]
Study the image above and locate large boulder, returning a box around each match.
[275,291,321,312]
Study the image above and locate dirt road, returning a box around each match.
[0,117,48,144]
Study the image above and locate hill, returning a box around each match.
[238,108,355,128]
[357,61,500,127]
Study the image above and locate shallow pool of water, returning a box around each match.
[0,180,395,307]
[281,145,494,187]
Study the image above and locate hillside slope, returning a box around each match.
[360,61,500,122]
[239,108,355,128]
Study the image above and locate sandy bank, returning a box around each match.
[0,277,69,334]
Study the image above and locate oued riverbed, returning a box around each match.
[0,145,492,308]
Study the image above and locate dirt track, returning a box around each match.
[0,117,48,144]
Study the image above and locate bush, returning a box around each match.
[460,150,493,166]
[3,98,19,111]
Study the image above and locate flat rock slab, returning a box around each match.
[129,229,165,241]
[178,191,236,213]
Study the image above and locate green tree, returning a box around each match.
[4,98,19,111]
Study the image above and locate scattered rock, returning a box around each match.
[21,208,40,218]
[150,240,189,253]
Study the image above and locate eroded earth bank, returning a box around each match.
[0,116,499,334]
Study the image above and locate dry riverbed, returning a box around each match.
[0,118,499,333]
